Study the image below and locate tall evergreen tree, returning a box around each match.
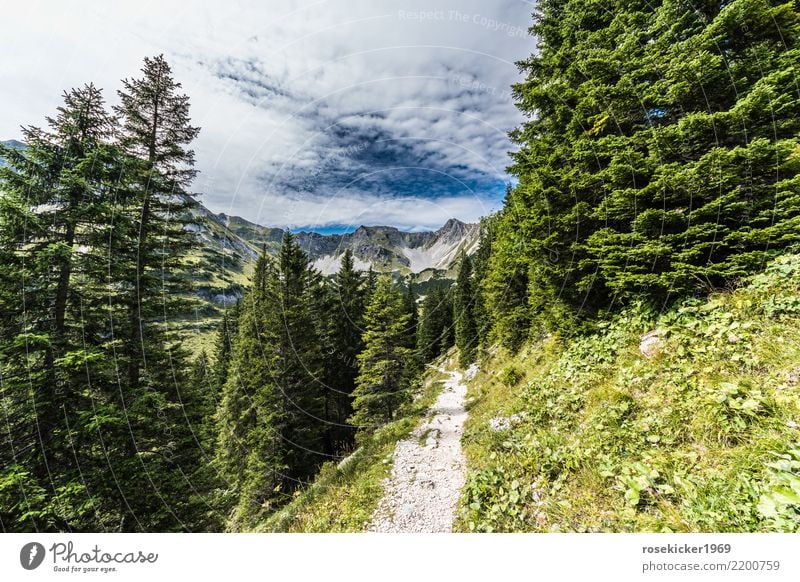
[471,217,495,348]
[453,252,477,367]
[271,232,326,480]
[307,269,338,455]
[114,53,199,391]
[417,286,455,363]
[364,266,378,304]
[350,277,412,434]
[215,253,285,528]
[188,350,218,450]
[215,235,327,528]
[402,280,421,373]
[484,187,531,350]
[323,249,366,451]
[0,85,125,531]
[212,303,240,392]
[108,55,211,531]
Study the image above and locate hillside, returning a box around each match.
[459,253,800,532]
[257,252,800,533]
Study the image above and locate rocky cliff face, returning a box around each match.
[304,220,480,275]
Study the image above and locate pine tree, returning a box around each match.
[364,266,378,303]
[0,85,125,531]
[484,187,531,350]
[324,249,366,451]
[215,253,285,528]
[402,280,421,373]
[471,217,494,348]
[215,235,327,528]
[108,55,211,531]
[307,269,338,455]
[212,303,240,392]
[494,0,800,335]
[350,277,412,433]
[188,350,218,448]
[114,54,199,391]
[417,286,455,363]
[453,252,477,367]
[271,233,326,480]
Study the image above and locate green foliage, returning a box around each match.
[327,248,366,447]
[471,216,495,348]
[757,445,800,532]
[402,281,421,374]
[350,277,413,433]
[462,456,535,532]
[500,366,523,387]
[0,59,218,532]
[485,0,800,340]
[215,234,332,529]
[459,254,800,532]
[703,381,773,444]
[454,251,477,367]
[417,285,455,362]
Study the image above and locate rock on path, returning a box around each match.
[368,368,468,533]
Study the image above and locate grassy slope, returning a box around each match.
[172,209,257,357]
[457,253,800,532]
[257,358,454,532]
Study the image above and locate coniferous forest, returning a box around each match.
[1,0,800,533]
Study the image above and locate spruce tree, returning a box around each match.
[188,350,218,450]
[364,266,378,303]
[212,303,240,392]
[307,266,339,455]
[110,55,211,531]
[215,253,285,528]
[215,235,327,527]
[114,54,199,390]
[350,277,412,433]
[417,286,455,363]
[271,233,326,480]
[325,249,366,450]
[0,85,124,531]
[453,252,477,367]
[402,280,421,373]
[471,217,494,348]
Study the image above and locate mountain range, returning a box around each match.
[186,196,480,313]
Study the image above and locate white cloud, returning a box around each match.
[0,0,532,229]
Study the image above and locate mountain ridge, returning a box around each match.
[189,197,480,278]
[183,197,480,322]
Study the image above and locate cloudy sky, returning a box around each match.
[0,0,534,232]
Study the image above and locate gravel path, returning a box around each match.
[369,368,468,532]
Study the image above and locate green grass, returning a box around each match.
[175,317,219,357]
[456,253,800,532]
[173,234,256,359]
[256,358,452,532]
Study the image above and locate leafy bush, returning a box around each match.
[500,366,523,387]
[461,458,535,532]
[757,445,800,532]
